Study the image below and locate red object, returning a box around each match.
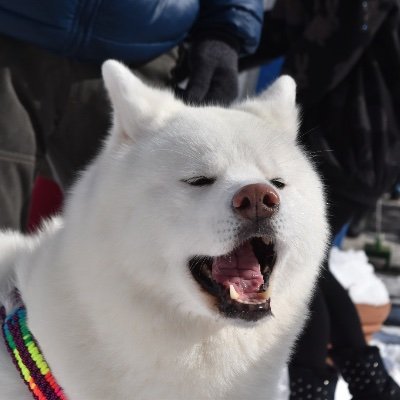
[27,176,63,232]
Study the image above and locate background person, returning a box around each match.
[242,0,400,398]
[0,0,264,230]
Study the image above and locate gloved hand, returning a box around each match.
[173,39,239,106]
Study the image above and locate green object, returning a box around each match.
[364,235,391,269]
[364,200,392,269]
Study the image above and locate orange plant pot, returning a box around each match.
[355,303,392,342]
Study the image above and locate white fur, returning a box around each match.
[0,61,328,400]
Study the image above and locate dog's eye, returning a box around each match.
[270,178,286,189]
[182,176,216,186]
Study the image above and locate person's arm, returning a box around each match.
[192,0,264,56]
[175,0,264,105]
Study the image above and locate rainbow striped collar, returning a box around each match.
[2,306,68,400]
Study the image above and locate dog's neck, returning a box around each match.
[2,306,67,400]
[16,235,284,400]
[13,183,297,399]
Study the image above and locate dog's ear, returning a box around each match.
[238,76,299,140]
[102,60,181,145]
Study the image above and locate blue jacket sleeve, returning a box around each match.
[192,0,264,55]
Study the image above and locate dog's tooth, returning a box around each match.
[229,285,240,300]
[262,237,272,245]
[259,288,271,300]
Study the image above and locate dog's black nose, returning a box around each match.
[232,183,280,220]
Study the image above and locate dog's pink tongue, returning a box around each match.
[212,242,264,299]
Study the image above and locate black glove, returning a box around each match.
[173,39,239,106]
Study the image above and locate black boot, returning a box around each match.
[289,365,338,400]
[331,346,400,400]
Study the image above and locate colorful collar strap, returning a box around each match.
[2,306,68,400]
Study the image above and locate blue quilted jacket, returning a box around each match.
[0,0,263,63]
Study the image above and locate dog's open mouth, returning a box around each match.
[189,237,276,322]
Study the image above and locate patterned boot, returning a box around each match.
[331,346,400,400]
[289,365,338,400]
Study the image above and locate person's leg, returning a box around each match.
[289,288,338,399]
[0,34,178,229]
[331,345,400,400]
[290,288,331,370]
[320,268,400,399]
[289,187,400,399]
[320,268,366,350]
[0,34,76,229]
[319,192,400,398]
[288,190,358,398]
[46,75,110,189]
[47,51,179,190]
[0,66,36,230]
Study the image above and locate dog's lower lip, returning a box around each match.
[189,236,276,321]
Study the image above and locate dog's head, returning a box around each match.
[96,61,328,324]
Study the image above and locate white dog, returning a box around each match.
[0,61,328,400]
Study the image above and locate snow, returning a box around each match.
[329,247,390,306]
[378,274,400,298]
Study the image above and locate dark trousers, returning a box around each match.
[290,192,372,370]
[0,35,177,231]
